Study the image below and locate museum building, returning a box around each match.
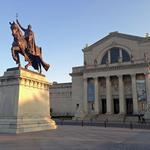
[50,32,150,120]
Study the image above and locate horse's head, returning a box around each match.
[9,21,26,51]
[9,21,23,39]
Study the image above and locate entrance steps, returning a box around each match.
[83,114,99,120]
[96,114,125,122]
[124,115,138,122]
[84,114,139,123]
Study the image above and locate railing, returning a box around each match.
[54,119,150,130]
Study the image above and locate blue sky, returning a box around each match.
[0,0,150,82]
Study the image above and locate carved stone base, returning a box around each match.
[0,67,57,133]
[0,117,56,134]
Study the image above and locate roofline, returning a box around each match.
[82,32,146,52]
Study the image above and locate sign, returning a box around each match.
[87,79,95,102]
[136,80,146,101]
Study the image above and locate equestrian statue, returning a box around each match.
[9,20,50,73]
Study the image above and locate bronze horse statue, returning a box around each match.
[9,21,50,73]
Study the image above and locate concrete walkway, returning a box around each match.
[0,126,150,150]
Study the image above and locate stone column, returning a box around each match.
[131,74,138,114]
[83,78,88,113]
[106,76,112,114]
[94,77,99,114]
[119,48,122,62]
[118,75,125,114]
[108,50,111,64]
[119,48,122,58]
[145,73,150,107]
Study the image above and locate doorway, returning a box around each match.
[114,99,119,114]
[101,99,106,114]
[126,98,133,114]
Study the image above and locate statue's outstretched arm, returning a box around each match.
[16,19,26,32]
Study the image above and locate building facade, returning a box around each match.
[50,82,72,116]
[50,32,150,120]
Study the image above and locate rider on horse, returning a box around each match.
[10,20,50,73]
[16,19,37,56]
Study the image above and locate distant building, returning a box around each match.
[50,82,72,116]
[50,32,150,120]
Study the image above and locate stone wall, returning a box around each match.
[50,82,72,116]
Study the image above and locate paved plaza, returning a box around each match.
[0,126,150,150]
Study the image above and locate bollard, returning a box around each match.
[81,120,84,127]
[104,121,107,128]
[130,121,133,129]
[61,118,64,125]
[90,118,93,126]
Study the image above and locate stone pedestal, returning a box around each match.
[0,67,57,133]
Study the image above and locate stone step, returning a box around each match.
[96,114,125,122]
[84,114,139,123]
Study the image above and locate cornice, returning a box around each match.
[69,72,83,77]
[84,63,148,73]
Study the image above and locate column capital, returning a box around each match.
[131,74,136,78]
[93,77,98,80]
[106,76,110,79]
[118,74,123,79]
[83,78,88,81]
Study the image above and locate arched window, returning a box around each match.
[101,52,108,64]
[110,47,119,63]
[101,47,130,64]
[122,49,130,62]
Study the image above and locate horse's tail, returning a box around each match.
[31,55,49,72]
[35,47,50,71]
[39,57,50,71]
[41,61,50,71]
